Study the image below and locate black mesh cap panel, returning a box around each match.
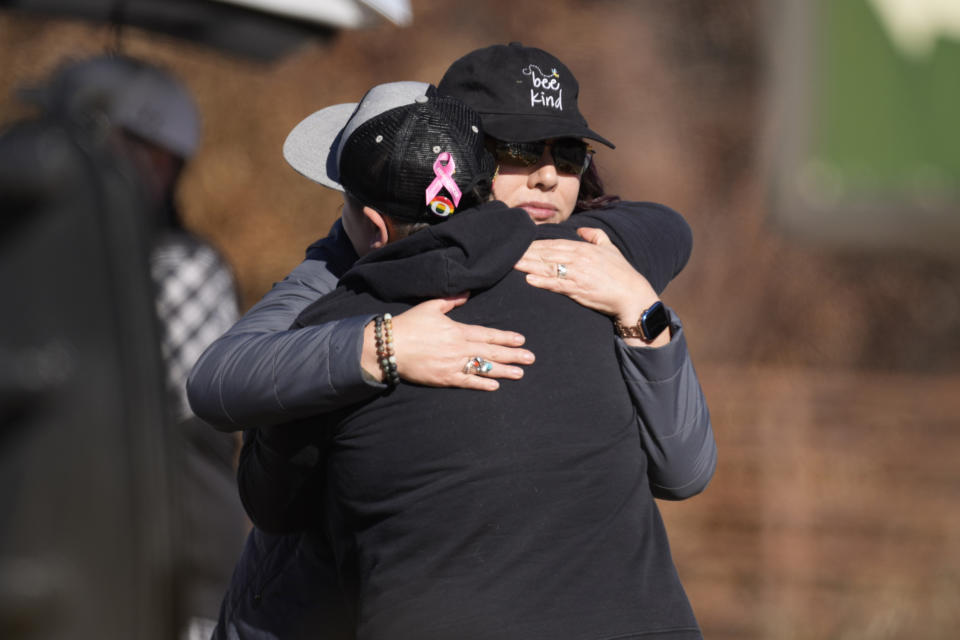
[338,95,495,223]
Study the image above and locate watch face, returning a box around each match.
[641,301,670,341]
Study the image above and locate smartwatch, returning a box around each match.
[614,301,670,342]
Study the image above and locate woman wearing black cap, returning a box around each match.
[437,42,687,353]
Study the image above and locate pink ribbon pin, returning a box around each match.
[425,152,462,207]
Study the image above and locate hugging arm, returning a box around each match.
[518,202,717,498]
[615,312,716,499]
[186,221,377,431]
[187,220,533,431]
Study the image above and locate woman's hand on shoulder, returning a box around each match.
[514,227,660,323]
[361,293,535,391]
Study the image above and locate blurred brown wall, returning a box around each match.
[2,1,958,638]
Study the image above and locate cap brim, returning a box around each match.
[480,113,615,149]
[282,102,357,190]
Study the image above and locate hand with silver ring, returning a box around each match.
[513,228,662,324]
[463,356,494,375]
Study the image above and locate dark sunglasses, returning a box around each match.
[491,139,594,177]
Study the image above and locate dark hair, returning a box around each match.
[574,156,620,212]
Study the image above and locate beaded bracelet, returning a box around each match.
[374,313,400,387]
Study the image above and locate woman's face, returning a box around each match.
[490,141,582,225]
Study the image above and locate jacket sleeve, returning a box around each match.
[615,309,717,500]
[186,221,385,432]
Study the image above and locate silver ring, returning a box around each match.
[556,263,568,278]
[463,356,493,375]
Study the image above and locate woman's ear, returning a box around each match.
[362,206,391,251]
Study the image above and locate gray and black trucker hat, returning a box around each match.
[282,81,430,190]
[283,81,495,223]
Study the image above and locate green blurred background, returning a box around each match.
[818,0,960,189]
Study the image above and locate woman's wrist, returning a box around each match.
[611,269,660,320]
[612,294,658,331]
[614,299,671,348]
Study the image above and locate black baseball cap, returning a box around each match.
[438,42,614,148]
[284,81,494,223]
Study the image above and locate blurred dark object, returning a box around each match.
[0,0,338,61]
[0,51,252,638]
[21,53,249,636]
[0,112,176,638]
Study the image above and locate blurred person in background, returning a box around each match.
[20,53,247,640]
[198,43,713,640]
